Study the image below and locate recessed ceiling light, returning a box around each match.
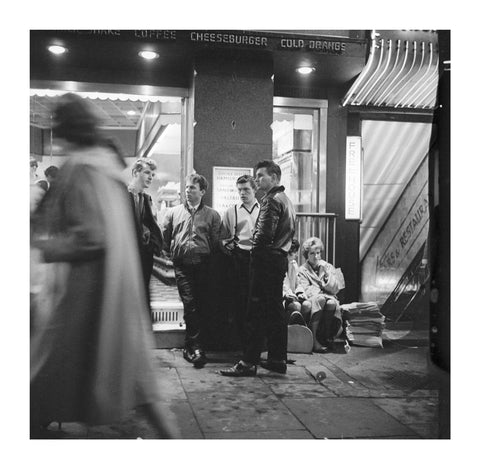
[48,45,68,55]
[138,50,159,60]
[127,110,136,116]
[296,66,316,75]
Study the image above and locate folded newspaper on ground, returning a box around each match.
[340,301,385,348]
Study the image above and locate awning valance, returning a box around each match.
[342,30,439,110]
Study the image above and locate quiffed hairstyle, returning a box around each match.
[236,174,257,190]
[254,159,282,181]
[186,173,208,192]
[132,158,157,176]
[302,237,324,260]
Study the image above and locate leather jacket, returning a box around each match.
[252,185,296,253]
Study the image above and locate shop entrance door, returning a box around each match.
[272,98,334,261]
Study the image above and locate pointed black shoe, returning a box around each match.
[183,348,207,368]
[259,359,287,374]
[220,361,257,377]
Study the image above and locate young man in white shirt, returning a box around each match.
[221,160,296,377]
[221,175,260,350]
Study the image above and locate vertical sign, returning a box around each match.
[212,166,254,215]
[345,136,363,220]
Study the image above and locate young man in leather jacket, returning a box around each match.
[221,160,296,376]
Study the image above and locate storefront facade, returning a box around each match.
[30,29,444,309]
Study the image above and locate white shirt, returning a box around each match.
[222,201,260,251]
[187,202,201,213]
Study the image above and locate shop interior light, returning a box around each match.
[296,66,316,75]
[48,45,68,55]
[139,50,159,60]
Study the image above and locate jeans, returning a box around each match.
[243,249,288,364]
[231,247,251,349]
[174,258,211,349]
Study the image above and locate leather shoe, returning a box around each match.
[220,361,257,377]
[183,348,207,368]
[313,344,329,353]
[259,359,287,374]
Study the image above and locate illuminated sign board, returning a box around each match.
[345,136,363,220]
[212,166,254,215]
[58,30,357,56]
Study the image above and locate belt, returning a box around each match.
[173,255,210,266]
[252,247,288,257]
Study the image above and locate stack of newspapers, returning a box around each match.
[340,302,385,348]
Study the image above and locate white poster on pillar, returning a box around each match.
[345,136,363,220]
[212,166,254,215]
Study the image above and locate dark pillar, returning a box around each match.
[192,51,274,206]
[191,51,274,349]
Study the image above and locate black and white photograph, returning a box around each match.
[5,1,473,466]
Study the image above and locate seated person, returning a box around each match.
[283,239,311,326]
[297,237,344,353]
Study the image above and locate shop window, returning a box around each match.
[272,98,327,214]
[30,83,188,224]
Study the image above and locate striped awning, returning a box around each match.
[342,30,439,110]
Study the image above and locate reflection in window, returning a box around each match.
[30,90,184,224]
[272,107,318,213]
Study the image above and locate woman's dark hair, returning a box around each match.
[52,93,103,147]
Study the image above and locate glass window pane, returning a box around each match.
[272,106,319,213]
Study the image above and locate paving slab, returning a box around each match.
[320,382,384,397]
[187,391,305,434]
[371,397,439,430]
[204,429,315,439]
[157,401,204,439]
[178,368,272,393]
[258,366,319,384]
[283,397,418,439]
[407,423,440,439]
[268,383,336,399]
[152,366,188,401]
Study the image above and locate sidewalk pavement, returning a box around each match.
[39,329,447,439]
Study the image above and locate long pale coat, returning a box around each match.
[31,147,161,425]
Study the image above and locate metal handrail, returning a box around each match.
[295,212,337,265]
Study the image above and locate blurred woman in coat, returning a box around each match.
[30,93,178,438]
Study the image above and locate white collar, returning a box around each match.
[239,201,259,212]
[188,202,201,211]
[127,184,144,196]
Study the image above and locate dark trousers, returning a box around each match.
[140,245,154,305]
[174,258,211,349]
[231,247,251,349]
[315,303,343,346]
[244,249,288,364]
